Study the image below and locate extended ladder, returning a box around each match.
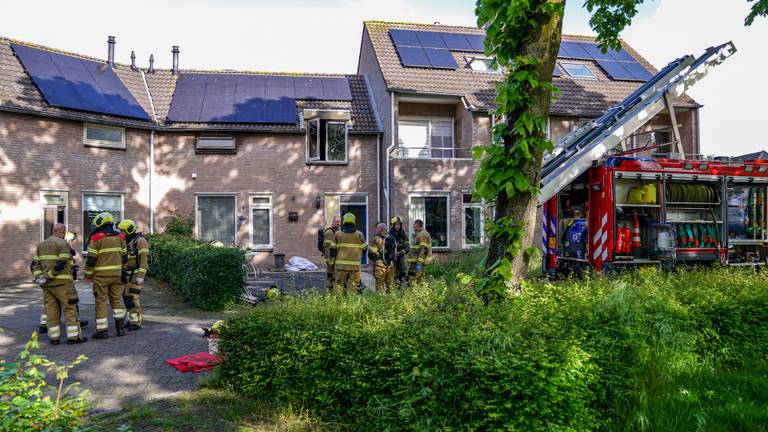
[539,41,737,203]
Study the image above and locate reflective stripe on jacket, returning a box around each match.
[332,228,367,271]
[127,236,150,276]
[84,231,127,278]
[323,227,337,267]
[406,229,433,265]
[31,235,73,286]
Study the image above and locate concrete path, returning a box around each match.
[0,279,226,412]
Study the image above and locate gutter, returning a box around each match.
[385,91,396,223]
[141,70,158,234]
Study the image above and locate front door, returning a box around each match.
[327,194,368,264]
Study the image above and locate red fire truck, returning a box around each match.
[538,41,764,274]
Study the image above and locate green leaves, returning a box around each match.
[746,0,768,26]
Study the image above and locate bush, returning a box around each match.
[163,213,194,237]
[147,234,245,310]
[0,333,89,431]
[218,268,768,431]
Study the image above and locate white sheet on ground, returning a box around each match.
[285,256,319,271]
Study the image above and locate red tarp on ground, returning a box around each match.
[164,352,222,373]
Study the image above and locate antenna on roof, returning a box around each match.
[107,36,116,68]
[148,54,155,74]
[130,50,137,71]
[172,45,180,75]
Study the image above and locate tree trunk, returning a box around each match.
[484,2,564,292]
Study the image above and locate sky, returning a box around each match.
[0,0,765,156]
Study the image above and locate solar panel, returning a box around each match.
[622,62,654,81]
[441,33,472,51]
[424,48,457,69]
[12,44,150,120]
[464,34,485,52]
[167,73,297,124]
[320,78,353,100]
[577,43,613,60]
[607,48,637,62]
[559,41,591,59]
[390,29,420,47]
[595,60,634,80]
[397,46,431,68]
[416,31,447,49]
[553,65,562,77]
[295,77,324,100]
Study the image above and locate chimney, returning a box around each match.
[130,50,137,71]
[171,45,180,75]
[148,54,155,74]
[107,36,116,67]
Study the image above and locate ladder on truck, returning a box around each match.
[539,41,737,203]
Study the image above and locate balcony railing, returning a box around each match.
[393,146,474,160]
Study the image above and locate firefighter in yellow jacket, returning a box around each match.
[117,219,149,331]
[369,222,396,293]
[322,215,341,294]
[330,213,367,294]
[30,223,86,345]
[407,219,433,282]
[84,212,128,339]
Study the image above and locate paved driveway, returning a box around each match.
[0,279,226,412]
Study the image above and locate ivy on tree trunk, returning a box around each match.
[473,0,565,299]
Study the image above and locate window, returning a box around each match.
[250,195,273,249]
[84,124,125,148]
[306,119,347,162]
[82,193,122,251]
[196,195,237,245]
[466,56,498,72]
[560,63,597,80]
[463,193,484,248]
[410,194,449,248]
[40,191,68,241]
[197,134,235,150]
[398,117,454,158]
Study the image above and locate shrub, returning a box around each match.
[218,268,768,431]
[147,234,245,310]
[163,213,194,237]
[0,333,89,432]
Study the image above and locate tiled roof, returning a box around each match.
[0,36,380,133]
[363,21,699,117]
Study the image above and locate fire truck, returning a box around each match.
[539,41,768,274]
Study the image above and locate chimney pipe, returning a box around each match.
[107,36,116,67]
[171,45,180,75]
[130,50,137,71]
[148,54,155,74]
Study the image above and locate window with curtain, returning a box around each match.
[398,118,454,159]
[410,195,449,248]
[197,195,236,245]
[250,195,272,249]
[83,193,122,251]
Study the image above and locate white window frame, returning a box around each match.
[196,133,236,150]
[408,191,451,250]
[465,56,498,73]
[83,123,126,149]
[462,194,485,249]
[249,193,273,250]
[398,116,455,160]
[195,193,238,245]
[81,191,124,252]
[559,62,597,80]
[39,190,68,242]
[306,118,349,164]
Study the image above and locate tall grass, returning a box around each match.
[219,266,768,431]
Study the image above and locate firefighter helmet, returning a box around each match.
[343,212,356,224]
[117,219,137,235]
[64,232,75,242]
[92,212,114,228]
[390,216,401,226]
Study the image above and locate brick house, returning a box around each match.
[357,21,700,253]
[0,36,380,281]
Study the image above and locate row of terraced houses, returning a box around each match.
[0,21,701,280]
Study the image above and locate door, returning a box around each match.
[338,195,368,264]
[41,205,66,240]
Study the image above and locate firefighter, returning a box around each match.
[84,212,128,339]
[369,222,396,293]
[389,216,410,283]
[330,213,367,294]
[407,219,433,283]
[65,232,88,328]
[322,215,341,294]
[117,219,150,331]
[30,223,86,345]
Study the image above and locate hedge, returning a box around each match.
[218,268,768,431]
[147,234,245,310]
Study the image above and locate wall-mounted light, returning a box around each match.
[191,172,198,179]
[315,196,321,210]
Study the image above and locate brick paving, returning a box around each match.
[0,279,226,412]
